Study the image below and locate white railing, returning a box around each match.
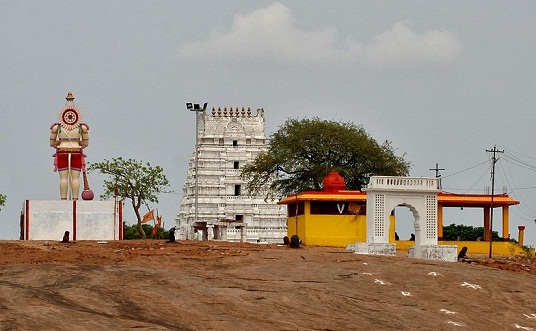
[366,176,438,190]
[227,227,287,243]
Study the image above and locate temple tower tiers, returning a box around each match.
[175,107,287,243]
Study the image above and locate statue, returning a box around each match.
[49,92,89,200]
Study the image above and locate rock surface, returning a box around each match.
[0,240,535,330]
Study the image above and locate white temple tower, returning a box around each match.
[175,106,287,243]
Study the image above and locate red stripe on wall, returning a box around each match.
[118,201,123,240]
[73,200,77,241]
[25,200,29,240]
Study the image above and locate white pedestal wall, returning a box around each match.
[22,200,122,241]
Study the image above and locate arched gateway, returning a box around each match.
[347,176,458,262]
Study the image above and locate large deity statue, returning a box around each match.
[49,92,89,200]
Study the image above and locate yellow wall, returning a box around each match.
[286,201,366,247]
[286,202,524,256]
[287,214,306,239]
[302,214,366,247]
[440,241,525,256]
[395,240,525,256]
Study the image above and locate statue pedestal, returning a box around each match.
[346,242,396,256]
[21,200,123,241]
[408,244,458,262]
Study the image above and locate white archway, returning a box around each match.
[366,177,439,246]
[347,176,457,262]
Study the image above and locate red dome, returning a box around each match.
[323,170,346,192]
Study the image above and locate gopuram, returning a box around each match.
[19,92,122,241]
[176,106,287,243]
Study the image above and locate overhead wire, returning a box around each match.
[441,160,489,179]
[440,160,490,194]
[494,146,536,221]
[461,163,491,194]
[496,158,533,220]
[435,145,536,229]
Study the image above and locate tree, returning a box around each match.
[443,224,501,241]
[241,117,411,199]
[0,193,5,211]
[88,157,169,239]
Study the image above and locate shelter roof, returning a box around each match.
[278,190,519,208]
[438,192,519,207]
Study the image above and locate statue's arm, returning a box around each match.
[80,124,89,148]
[49,123,60,147]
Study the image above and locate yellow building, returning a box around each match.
[278,171,523,255]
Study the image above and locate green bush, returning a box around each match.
[521,245,535,262]
[123,223,170,240]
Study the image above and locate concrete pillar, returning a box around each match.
[518,225,525,246]
[207,225,214,240]
[483,207,490,241]
[178,225,187,240]
[240,226,247,243]
[195,229,204,241]
[437,203,444,240]
[389,212,395,243]
[220,226,228,241]
[502,206,509,241]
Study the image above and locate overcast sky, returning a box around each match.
[1,1,536,246]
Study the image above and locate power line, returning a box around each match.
[441,160,489,179]
[497,157,536,221]
[440,160,491,194]
[438,145,536,227]
[461,165,491,194]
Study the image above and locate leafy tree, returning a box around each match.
[241,117,411,199]
[0,193,5,211]
[443,224,501,241]
[88,157,169,239]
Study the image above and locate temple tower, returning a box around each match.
[175,107,287,242]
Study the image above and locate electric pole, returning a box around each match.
[429,163,445,189]
[486,145,504,258]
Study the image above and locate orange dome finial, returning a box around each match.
[323,170,346,192]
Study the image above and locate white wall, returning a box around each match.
[22,200,121,241]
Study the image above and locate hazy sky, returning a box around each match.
[1,1,536,246]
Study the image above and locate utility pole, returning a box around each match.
[486,145,504,258]
[186,102,208,237]
[429,163,445,189]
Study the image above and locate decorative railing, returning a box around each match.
[366,176,439,190]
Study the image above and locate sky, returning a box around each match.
[1,1,536,246]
